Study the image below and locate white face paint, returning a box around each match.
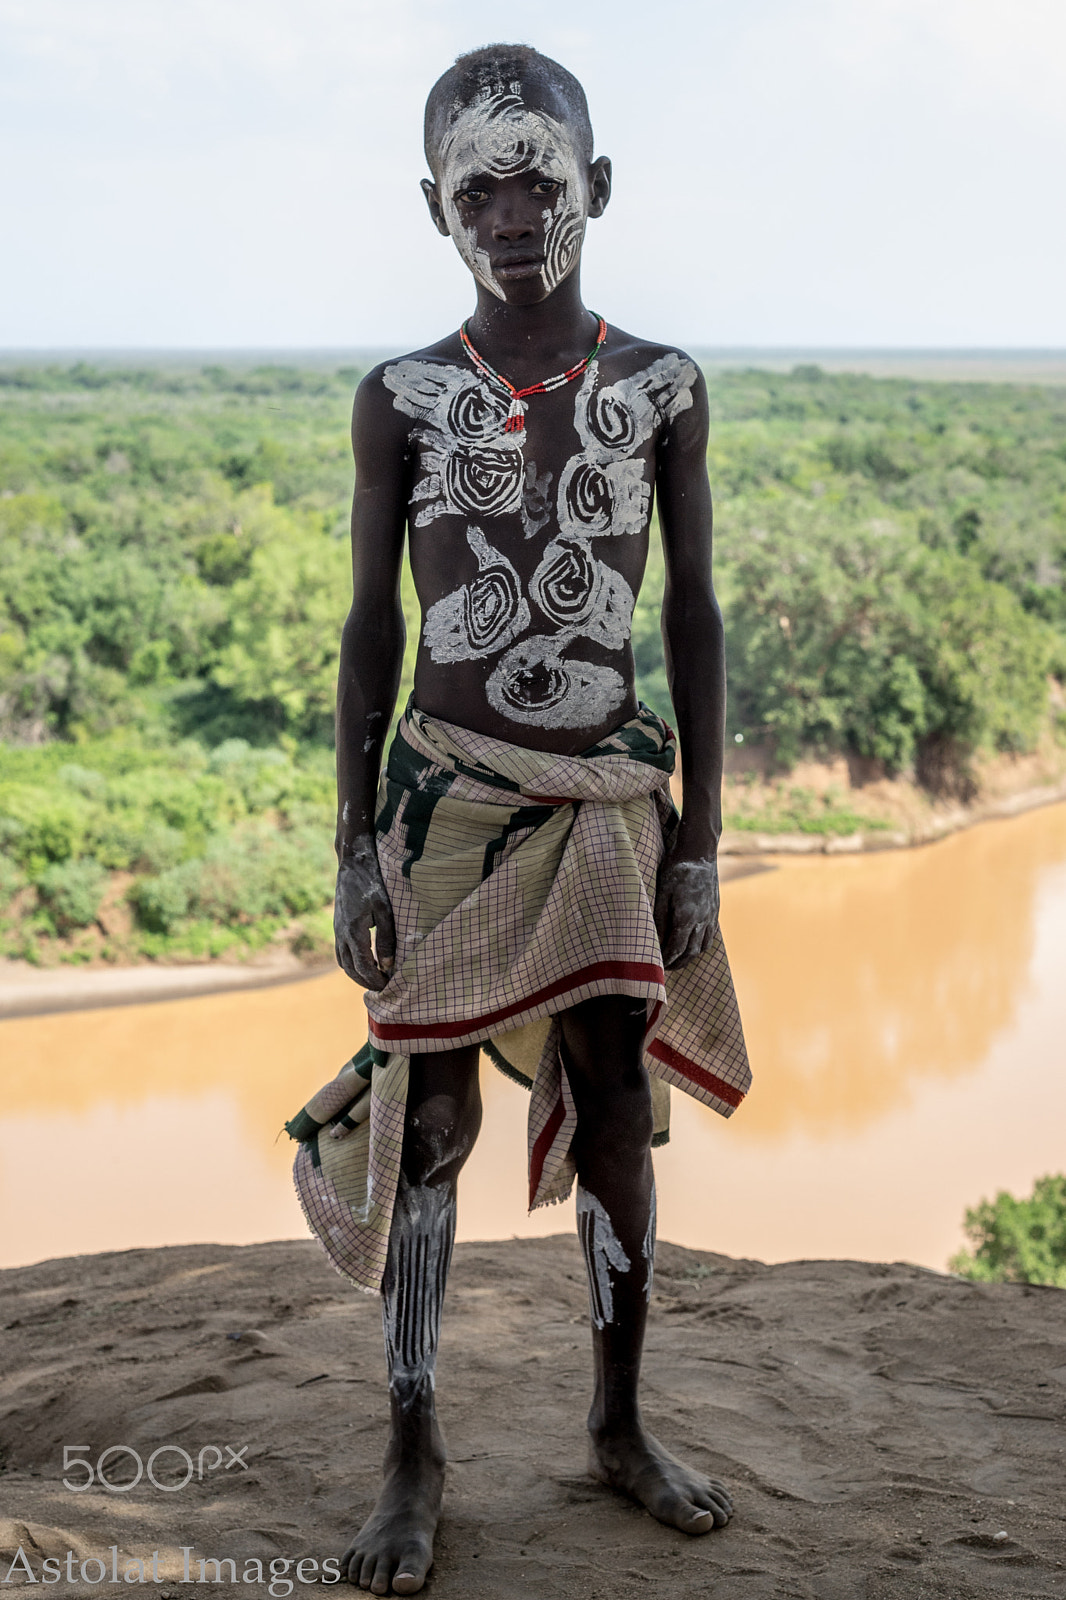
[423,525,530,663]
[436,91,587,300]
[576,1185,632,1329]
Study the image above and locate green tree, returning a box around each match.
[35,858,107,933]
[720,504,1052,776]
[211,515,350,738]
[950,1175,1066,1287]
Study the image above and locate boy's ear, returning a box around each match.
[587,157,612,220]
[421,179,452,237]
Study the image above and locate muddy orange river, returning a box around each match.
[3,803,1065,1274]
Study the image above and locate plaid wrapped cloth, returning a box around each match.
[287,702,750,1292]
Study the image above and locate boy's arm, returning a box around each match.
[654,365,726,968]
[334,370,410,990]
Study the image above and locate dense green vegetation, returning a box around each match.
[951,1174,1066,1287]
[1,359,1063,962]
[637,365,1065,777]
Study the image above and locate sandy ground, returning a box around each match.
[1,1237,1064,1599]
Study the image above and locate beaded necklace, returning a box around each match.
[459,314,607,433]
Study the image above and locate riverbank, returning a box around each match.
[0,858,765,1017]
[1,1235,1062,1599]
[0,948,329,1019]
[718,740,1066,855]
[4,769,1066,1017]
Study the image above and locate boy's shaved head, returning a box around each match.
[424,44,594,176]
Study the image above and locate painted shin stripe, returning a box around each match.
[369,959,666,1044]
[384,1188,455,1388]
[393,1231,448,1370]
[576,1186,632,1328]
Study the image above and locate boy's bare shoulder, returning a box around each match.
[600,325,707,443]
[359,335,466,393]
[600,323,702,378]
[353,336,468,437]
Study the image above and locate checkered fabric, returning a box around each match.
[287,702,750,1293]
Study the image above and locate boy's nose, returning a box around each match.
[492,206,536,243]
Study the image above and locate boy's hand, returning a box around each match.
[334,839,397,990]
[654,849,720,970]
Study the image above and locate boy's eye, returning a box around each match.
[532,180,562,197]
[456,187,490,206]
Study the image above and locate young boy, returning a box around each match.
[302,42,750,1596]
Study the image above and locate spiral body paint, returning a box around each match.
[486,637,626,729]
[424,526,530,662]
[383,350,697,730]
[437,91,587,301]
[558,353,698,541]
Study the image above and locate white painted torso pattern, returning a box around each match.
[383,352,697,730]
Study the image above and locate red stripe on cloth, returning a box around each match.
[646,1036,746,1108]
[529,1094,566,1206]
[369,959,666,1042]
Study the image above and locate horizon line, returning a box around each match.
[4,345,1066,356]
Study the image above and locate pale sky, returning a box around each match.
[3,0,1064,349]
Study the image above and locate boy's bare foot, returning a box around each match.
[341,1439,445,1595]
[588,1420,733,1534]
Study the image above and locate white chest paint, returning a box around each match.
[557,353,699,542]
[384,360,524,526]
[383,351,698,731]
[423,526,530,663]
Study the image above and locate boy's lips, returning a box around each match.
[493,255,545,280]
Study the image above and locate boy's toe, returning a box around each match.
[393,1536,431,1592]
[675,1499,718,1534]
[369,1558,392,1595]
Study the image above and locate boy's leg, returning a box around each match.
[341,1044,482,1595]
[559,995,733,1534]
